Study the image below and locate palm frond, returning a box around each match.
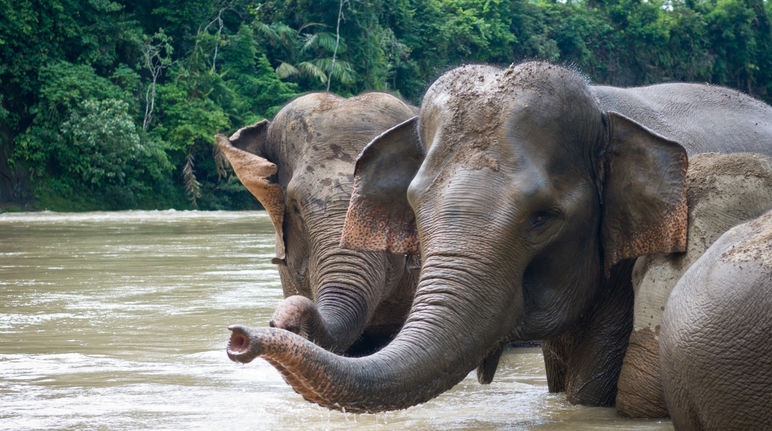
[315,32,340,53]
[297,22,327,33]
[297,61,327,83]
[254,22,279,42]
[275,61,299,79]
[212,142,229,180]
[272,23,296,39]
[300,33,318,54]
[314,58,357,85]
[335,60,357,85]
[273,23,298,47]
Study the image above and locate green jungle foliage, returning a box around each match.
[1,0,771,210]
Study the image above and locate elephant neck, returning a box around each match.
[542,258,635,406]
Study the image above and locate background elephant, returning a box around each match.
[226,61,772,412]
[660,209,772,431]
[616,152,772,418]
[216,92,419,355]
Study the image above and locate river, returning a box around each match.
[0,211,673,430]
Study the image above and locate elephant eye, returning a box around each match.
[530,211,553,228]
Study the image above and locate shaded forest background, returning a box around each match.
[2,0,771,210]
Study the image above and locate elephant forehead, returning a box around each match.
[421,91,523,169]
[426,61,588,112]
[417,62,599,186]
[288,164,353,199]
[423,70,576,152]
[427,71,525,122]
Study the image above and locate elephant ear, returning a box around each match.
[216,120,286,260]
[341,116,423,254]
[600,112,688,276]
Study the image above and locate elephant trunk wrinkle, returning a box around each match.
[226,324,473,412]
[263,357,328,406]
[311,251,390,350]
[227,254,520,412]
[407,254,525,360]
[289,209,395,352]
[315,293,369,349]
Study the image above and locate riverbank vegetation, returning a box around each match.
[2,0,771,210]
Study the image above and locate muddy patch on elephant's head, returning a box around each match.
[310,93,344,114]
[420,62,599,176]
[326,143,355,163]
[686,152,772,205]
[683,152,772,255]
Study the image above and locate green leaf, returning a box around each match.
[297,61,327,83]
[276,61,299,79]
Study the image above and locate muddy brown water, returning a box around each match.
[0,211,673,430]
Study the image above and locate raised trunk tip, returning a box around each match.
[227,325,261,363]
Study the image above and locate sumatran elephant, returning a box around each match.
[226,62,772,413]
[660,208,772,431]
[617,152,772,418]
[216,92,419,355]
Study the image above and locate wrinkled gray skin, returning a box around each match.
[226,62,772,413]
[660,209,772,431]
[617,152,772,418]
[217,92,418,355]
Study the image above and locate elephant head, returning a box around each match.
[217,92,418,354]
[226,62,694,411]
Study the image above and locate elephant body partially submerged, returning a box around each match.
[661,209,772,430]
[616,152,772,417]
[217,92,418,355]
[227,62,772,414]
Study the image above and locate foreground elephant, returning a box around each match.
[616,152,772,418]
[660,209,772,430]
[227,62,772,412]
[216,92,418,354]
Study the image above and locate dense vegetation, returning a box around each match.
[2,0,771,210]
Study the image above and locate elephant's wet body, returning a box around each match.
[227,62,772,415]
[617,152,772,418]
[660,209,772,430]
[218,92,418,355]
[410,63,687,406]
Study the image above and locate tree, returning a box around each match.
[142,30,174,130]
[3,0,772,210]
[254,21,357,89]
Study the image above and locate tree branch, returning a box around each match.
[327,0,347,92]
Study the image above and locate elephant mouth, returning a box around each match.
[227,325,256,363]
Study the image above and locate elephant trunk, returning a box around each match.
[229,254,520,412]
[272,208,394,354]
[313,248,393,351]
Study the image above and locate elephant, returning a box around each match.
[660,208,772,431]
[616,152,772,418]
[216,92,419,355]
[225,61,772,413]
